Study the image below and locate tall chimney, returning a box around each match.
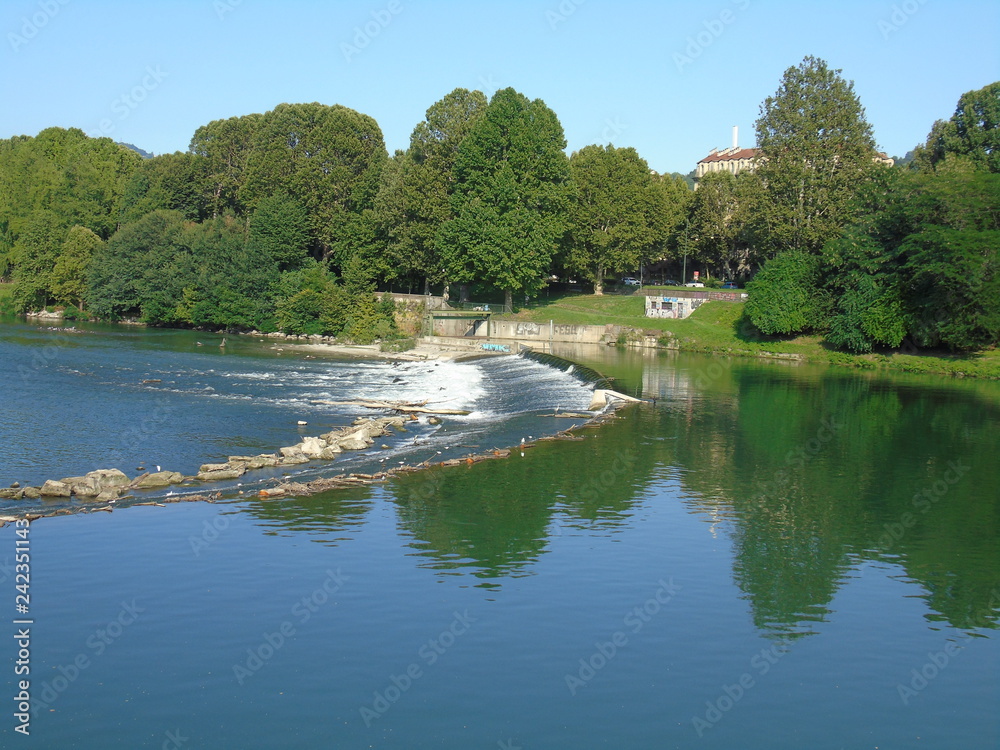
[732,125,738,151]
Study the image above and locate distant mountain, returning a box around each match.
[118,142,153,159]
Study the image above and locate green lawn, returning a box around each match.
[512,293,1000,379]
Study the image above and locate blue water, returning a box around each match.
[1,320,998,749]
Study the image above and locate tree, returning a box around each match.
[240,103,387,263]
[87,210,190,321]
[379,88,488,292]
[246,193,311,272]
[438,88,572,309]
[753,56,880,256]
[119,152,209,224]
[744,250,829,335]
[896,170,1000,350]
[189,113,262,216]
[912,82,1000,173]
[566,145,687,294]
[52,226,104,309]
[684,171,759,281]
[9,211,64,312]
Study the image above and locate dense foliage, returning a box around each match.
[0,66,995,352]
[738,65,999,352]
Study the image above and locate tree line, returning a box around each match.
[0,58,996,351]
[694,59,998,353]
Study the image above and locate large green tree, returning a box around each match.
[753,56,881,256]
[913,82,1000,173]
[119,152,209,224]
[240,103,387,263]
[378,88,488,292]
[189,113,262,217]
[437,88,572,309]
[9,211,64,312]
[51,225,104,309]
[566,145,688,294]
[684,171,760,281]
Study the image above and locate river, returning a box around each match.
[0,319,997,748]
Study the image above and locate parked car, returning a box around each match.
[663,279,680,286]
[684,282,704,288]
[623,277,641,286]
[721,281,739,289]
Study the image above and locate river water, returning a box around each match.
[0,319,997,748]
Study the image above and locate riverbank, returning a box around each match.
[511,295,1000,380]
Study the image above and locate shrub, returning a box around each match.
[744,250,829,335]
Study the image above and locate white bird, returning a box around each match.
[156,465,161,472]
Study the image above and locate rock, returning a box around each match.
[40,480,72,497]
[252,454,282,468]
[280,446,305,458]
[380,444,390,450]
[298,437,328,458]
[60,476,100,497]
[10,482,20,489]
[0,489,24,500]
[134,471,186,488]
[258,488,286,498]
[196,467,246,482]
[199,463,231,473]
[338,435,371,451]
[85,469,131,490]
[22,487,41,499]
[428,417,441,425]
[279,454,309,465]
[96,489,122,502]
[318,446,343,460]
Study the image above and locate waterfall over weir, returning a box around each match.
[518,347,613,389]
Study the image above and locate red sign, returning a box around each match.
[693,271,700,280]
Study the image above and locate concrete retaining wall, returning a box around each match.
[431,317,620,345]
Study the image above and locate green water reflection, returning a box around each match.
[245,347,1000,638]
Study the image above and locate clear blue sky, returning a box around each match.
[2,0,997,175]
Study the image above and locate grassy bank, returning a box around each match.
[512,293,1000,380]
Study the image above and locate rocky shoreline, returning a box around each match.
[0,391,640,524]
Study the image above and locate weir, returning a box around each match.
[518,347,613,389]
